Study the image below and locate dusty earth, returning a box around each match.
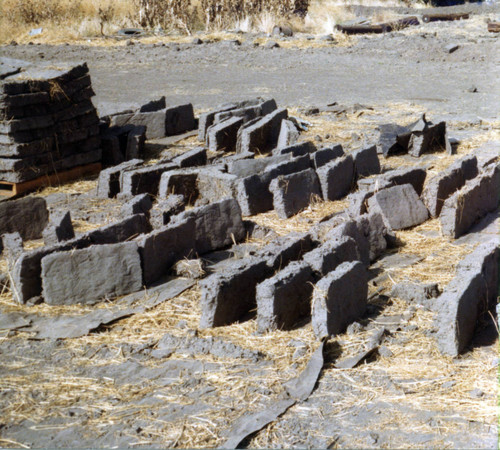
[0,3,499,449]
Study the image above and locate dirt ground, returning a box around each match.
[0,3,499,449]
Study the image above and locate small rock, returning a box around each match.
[469,388,484,398]
[265,40,280,49]
[467,86,478,93]
[126,39,134,46]
[346,322,363,335]
[378,345,393,357]
[192,37,203,44]
[442,380,456,389]
[445,43,459,53]
[314,135,323,142]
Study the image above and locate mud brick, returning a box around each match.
[256,232,316,271]
[139,96,166,112]
[435,244,499,356]
[158,169,199,204]
[0,126,55,144]
[0,103,50,120]
[121,162,177,197]
[276,119,300,148]
[0,137,54,158]
[368,184,428,230]
[256,261,315,332]
[0,91,50,107]
[440,163,500,239]
[227,154,289,178]
[165,103,196,136]
[56,123,99,145]
[52,99,95,122]
[172,198,245,255]
[10,237,89,304]
[150,195,185,228]
[110,109,166,140]
[197,168,238,203]
[311,144,344,169]
[172,147,207,168]
[137,217,196,285]
[120,193,153,219]
[214,99,277,124]
[85,214,151,245]
[303,236,359,276]
[0,196,49,240]
[0,115,54,134]
[41,242,143,305]
[96,159,143,198]
[312,261,368,338]
[236,108,288,154]
[422,154,478,217]
[200,257,271,328]
[316,154,355,200]
[125,125,146,160]
[382,167,427,195]
[351,145,381,177]
[270,168,321,218]
[275,141,316,157]
[207,116,244,152]
[42,211,75,246]
[236,155,310,216]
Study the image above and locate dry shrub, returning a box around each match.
[135,0,200,33]
[2,0,83,24]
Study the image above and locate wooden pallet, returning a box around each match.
[0,162,102,198]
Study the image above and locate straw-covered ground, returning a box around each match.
[0,3,499,448]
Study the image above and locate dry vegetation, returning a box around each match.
[0,0,425,44]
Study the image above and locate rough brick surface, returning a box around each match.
[312,261,368,339]
[311,144,344,169]
[150,195,185,228]
[351,145,381,177]
[440,163,500,239]
[96,159,143,198]
[121,162,177,197]
[41,242,143,305]
[172,147,207,168]
[256,232,315,271]
[434,242,499,356]
[277,119,300,148]
[316,154,354,201]
[236,108,288,154]
[256,261,315,332]
[270,168,321,218]
[303,236,359,276]
[42,211,75,245]
[368,184,428,230]
[197,169,238,204]
[120,194,153,219]
[0,196,48,240]
[158,169,198,204]
[382,167,427,196]
[227,154,289,178]
[200,258,271,328]
[422,154,478,218]
[207,116,244,152]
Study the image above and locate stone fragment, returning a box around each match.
[312,261,368,338]
[382,167,427,196]
[270,168,321,218]
[1,232,23,268]
[303,236,359,276]
[368,184,428,230]
[200,257,271,328]
[150,195,185,228]
[207,116,244,152]
[391,282,440,308]
[0,196,48,240]
[351,145,380,177]
[316,154,355,200]
[42,211,75,245]
[422,155,478,217]
[41,242,143,305]
[440,163,500,239]
[256,261,315,332]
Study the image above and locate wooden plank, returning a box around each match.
[488,22,500,33]
[0,162,102,197]
[422,13,470,23]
